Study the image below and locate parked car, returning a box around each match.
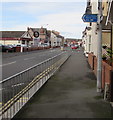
[71,44,79,49]
[38,43,49,47]
[16,44,27,47]
[1,45,15,52]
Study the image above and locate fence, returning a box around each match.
[0,51,70,120]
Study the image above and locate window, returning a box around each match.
[22,40,25,44]
[89,35,91,51]
[90,22,92,26]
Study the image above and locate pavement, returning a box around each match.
[13,47,112,119]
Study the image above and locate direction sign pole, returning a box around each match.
[97,0,102,93]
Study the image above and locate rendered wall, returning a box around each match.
[102,31,111,47]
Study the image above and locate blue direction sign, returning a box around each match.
[82,14,98,22]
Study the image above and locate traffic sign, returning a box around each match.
[82,14,98,22]
[34,31,39,38]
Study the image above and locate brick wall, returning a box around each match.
[88,53,113,101]
[88,53,95,70]
[102,61,113,89]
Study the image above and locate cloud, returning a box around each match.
[36,11,86,38]
[4,2,85,15]
[2,0,86,2]
[2,11,86,38]
[2,0,106,2]
[2,2,86,38]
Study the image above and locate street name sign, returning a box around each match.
[82,14,98,22]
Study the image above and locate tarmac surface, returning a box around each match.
[13,48,112,119]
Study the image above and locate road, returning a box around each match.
[1,48,65,104]
[2,48,63,80]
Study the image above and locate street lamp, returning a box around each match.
[97,0,102,92]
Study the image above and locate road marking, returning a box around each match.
[12,83,24,87]
[0,88,5,91]
[51,50,55,52]
[0,61,16,67]
[1,60,61,112]
[0,88,3,91]
[0,102,2,105]
[17,97,29,103]
[24,57,35,61]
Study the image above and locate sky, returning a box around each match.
[1,1,87,39]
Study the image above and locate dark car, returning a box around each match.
[1,45,15,52]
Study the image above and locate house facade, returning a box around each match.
[50,30,64,47]
[27,27,51,45]
[82,27,92,56]
[82,0,98,57]
[0,31,32,46]
[105,0,113,50]
[83,0,113,102]
[83,0,113,58]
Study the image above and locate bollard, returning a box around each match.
[20,47,23,52]
[61,46,64,51]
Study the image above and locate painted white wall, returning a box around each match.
[91,23,98,56]
[50,33,57,47]
[57,37,62,46]
[0,40,20,45]
[91,1,98,56]
[83,1,98,57]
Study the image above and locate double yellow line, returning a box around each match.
[0,58,63,115]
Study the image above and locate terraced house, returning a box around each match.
[82,0,113,103]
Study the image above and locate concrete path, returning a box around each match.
[13,48,112,118]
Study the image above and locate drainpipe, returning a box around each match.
[111,25,112,66]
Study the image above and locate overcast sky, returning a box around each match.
[1,1,87,39]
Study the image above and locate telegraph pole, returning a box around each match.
[97,0,102,92]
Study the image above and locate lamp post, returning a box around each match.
[97,0,102,92]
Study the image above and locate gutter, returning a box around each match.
[106,0,112,25]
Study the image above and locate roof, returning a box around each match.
[47,30,51,37]
[30,27,47,32]
[1,31,25,38]
[30,28,40,32]
[52,30,60,36]
[57,35,64,38]
[66,38,82,41]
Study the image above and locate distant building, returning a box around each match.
[50,30,64,47]
[0,31,32,45]
[27,27,51,45]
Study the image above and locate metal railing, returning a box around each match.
[0,51,70,119]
